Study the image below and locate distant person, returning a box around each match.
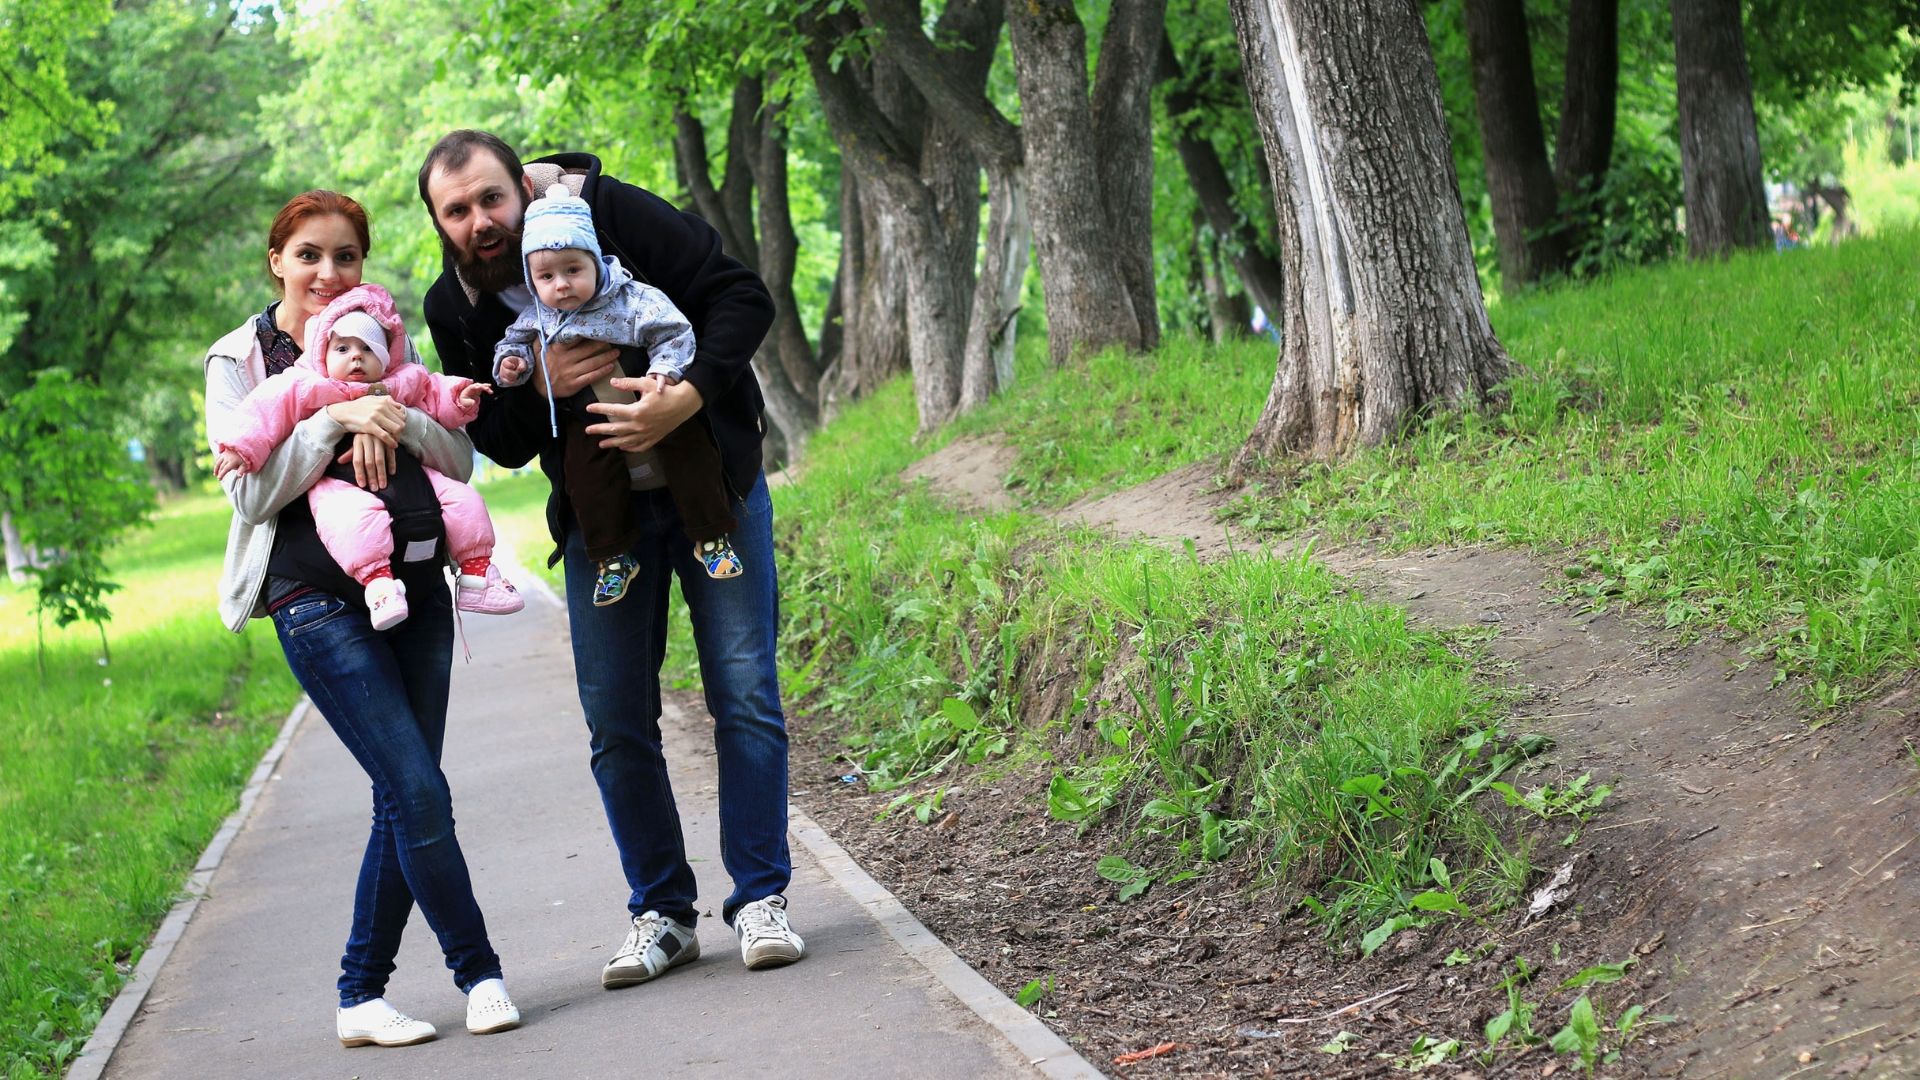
[1251,304,1281,343]
[492,183,744,606]
[202,190,520,1048]
[214,284,524,628]
[418,131,805,989]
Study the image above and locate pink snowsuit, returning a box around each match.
[215,285,496,584]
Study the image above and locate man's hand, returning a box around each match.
[458,381,492,410]
[534,336,620,400]
[584,376,703,452]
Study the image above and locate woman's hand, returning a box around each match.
[584,377,703,453]
[326,395,406,490]
[336,433,398,490]
[326,394,406,444]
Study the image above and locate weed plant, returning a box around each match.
[0,492,299,1078]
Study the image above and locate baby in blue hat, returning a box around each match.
[495,184,743,605]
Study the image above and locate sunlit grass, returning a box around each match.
[1222,233,1920,701]
[1,490,299,1077]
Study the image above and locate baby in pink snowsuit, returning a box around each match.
[214,284,522,630]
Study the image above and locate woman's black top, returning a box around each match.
[257,303,443,612]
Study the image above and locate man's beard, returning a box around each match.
[440,221,525,294]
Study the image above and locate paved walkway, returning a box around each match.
[98,570,1091,1079]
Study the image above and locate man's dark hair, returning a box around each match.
[418,130,524,214]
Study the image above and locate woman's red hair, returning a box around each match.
[266,190,371,276]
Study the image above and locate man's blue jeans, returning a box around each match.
[562,471,792,926]
[272,581,503,1006]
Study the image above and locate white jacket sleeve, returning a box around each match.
[205,351,345,526]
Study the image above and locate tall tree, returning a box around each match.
[1227,0,1512,468]
[800,6,978,433]
[1007,0,1166,361]
[1462,0,1569,284]
[1159,35,1284,323]
[1670,0,1768,256]
[863,0,1029,408]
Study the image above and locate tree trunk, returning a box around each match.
[803,13,968,433]
[1196,213,1250,343]
[1463,0,1569,285]
[1227,0,1513,470]
[1007,0,1162,363]
[750,100,822,430]
[864,0,1028,409]
[1670,0,1768,257]
[1160,35,1285,322]
[1090,0,1166,351]
[1555,0,1619,200]
[962,159,1030,406]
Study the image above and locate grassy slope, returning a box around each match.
[1227,235,1920,704]
[1,492,299,1078]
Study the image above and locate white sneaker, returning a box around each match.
[734,895,805,970]
[465,977,520,1035]
[365,576,409,630]
[601,911,700,988]
[337,997,436,1047]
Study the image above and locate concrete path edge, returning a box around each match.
[785,805,1108,1080]
[67,696,314,1080]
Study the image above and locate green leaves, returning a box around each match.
[0,369,154,646]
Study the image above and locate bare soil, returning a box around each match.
[790,438,1920,1078]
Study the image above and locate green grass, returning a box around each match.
[1223,233,1920,704]
[774,378,1520,948]
[1,491,299,1079]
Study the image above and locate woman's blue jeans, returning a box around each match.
[271,580,503,1007]
[562,471,792,927]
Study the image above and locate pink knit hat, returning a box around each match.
[302,284,411,374]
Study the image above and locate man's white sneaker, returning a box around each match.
[465,977,520,1035]
[601,911,700,988]
[734,895,805,970]
[337,997,436,1047]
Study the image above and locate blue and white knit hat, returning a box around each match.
[521,183,603,289]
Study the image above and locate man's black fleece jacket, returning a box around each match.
[423,152,775,558]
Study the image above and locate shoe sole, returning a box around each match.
[467,1016,521,1036]
[339,1031,437,1048]
[742,947,803,970]
[601,946,699,988]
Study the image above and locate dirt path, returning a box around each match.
[812,436,1920,1078]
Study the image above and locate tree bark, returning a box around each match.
[1090,0,1166,351]
[1007,0,1164,363]
[1463,0,1569,285]
[749,99,822,424]
[1555,0,1619,200]
[866,0,1028,410]
[803,11,969,433]
[1670,0,1768,257]
[1227,0,1513,471]
[1160,35,1285,322]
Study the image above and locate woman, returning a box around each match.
[204,190,518,1047]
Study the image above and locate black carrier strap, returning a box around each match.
[322,442,447,564]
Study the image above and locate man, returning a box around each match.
[418,130,804,986]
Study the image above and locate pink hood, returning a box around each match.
[301,284,412,377]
